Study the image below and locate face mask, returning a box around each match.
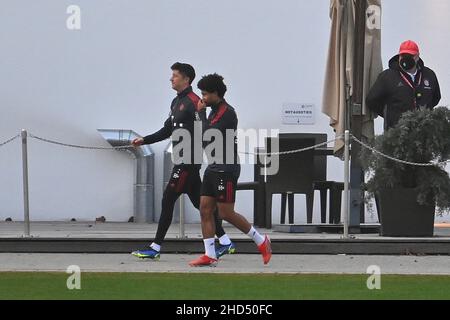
[400,54,417,71]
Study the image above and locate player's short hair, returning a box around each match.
[171,62,196,84]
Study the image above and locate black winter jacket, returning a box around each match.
[203,100,241,177]
[143,86,205,167]
[366,55,441,130]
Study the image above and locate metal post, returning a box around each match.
[263,155,267,183]
[343,130,350,238]
[349,0,368,230]
[21,129,30,237]
[179,195,186,238]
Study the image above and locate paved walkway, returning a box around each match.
[1,253,449,275]
[1,222,450,239]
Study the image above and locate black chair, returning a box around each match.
[235,147,267,228]
[277,134,344,225]
[264,137,315,229]
[280,183,344,225]
[312,181,344,224]
[236,181,265,228]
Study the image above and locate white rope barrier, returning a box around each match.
[28,133,133,151]
[237,136,343,156]
[4,129,446,240]
[351,134,449,167]
[1,131,343,157]
[0,134,20,148]
[4,131,446,166]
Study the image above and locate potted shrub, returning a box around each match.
[360,107,450,237]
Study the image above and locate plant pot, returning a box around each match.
[377,188,435,237]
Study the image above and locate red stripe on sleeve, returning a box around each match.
[210,105,228,125]
[187,92,201,111]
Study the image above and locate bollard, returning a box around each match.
[179,194,186,238]
[343,130,350,238]
[21,129,30,237]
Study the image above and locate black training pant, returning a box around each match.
[154,165,225,245]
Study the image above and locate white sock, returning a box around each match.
[219,234,232,246]
[203,238,217,259]
[247,226,265,246]
[150,243,161,252]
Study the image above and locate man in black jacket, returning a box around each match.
[366,40,441,130]
[131,63,235,260]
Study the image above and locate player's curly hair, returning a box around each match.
[197,73,227,98]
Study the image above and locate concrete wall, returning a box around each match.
[1,0,448,224]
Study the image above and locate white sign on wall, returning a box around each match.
[282,103,315,125]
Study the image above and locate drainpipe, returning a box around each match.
[97,129,154,223]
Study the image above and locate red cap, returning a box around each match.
[399,40,420,56]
